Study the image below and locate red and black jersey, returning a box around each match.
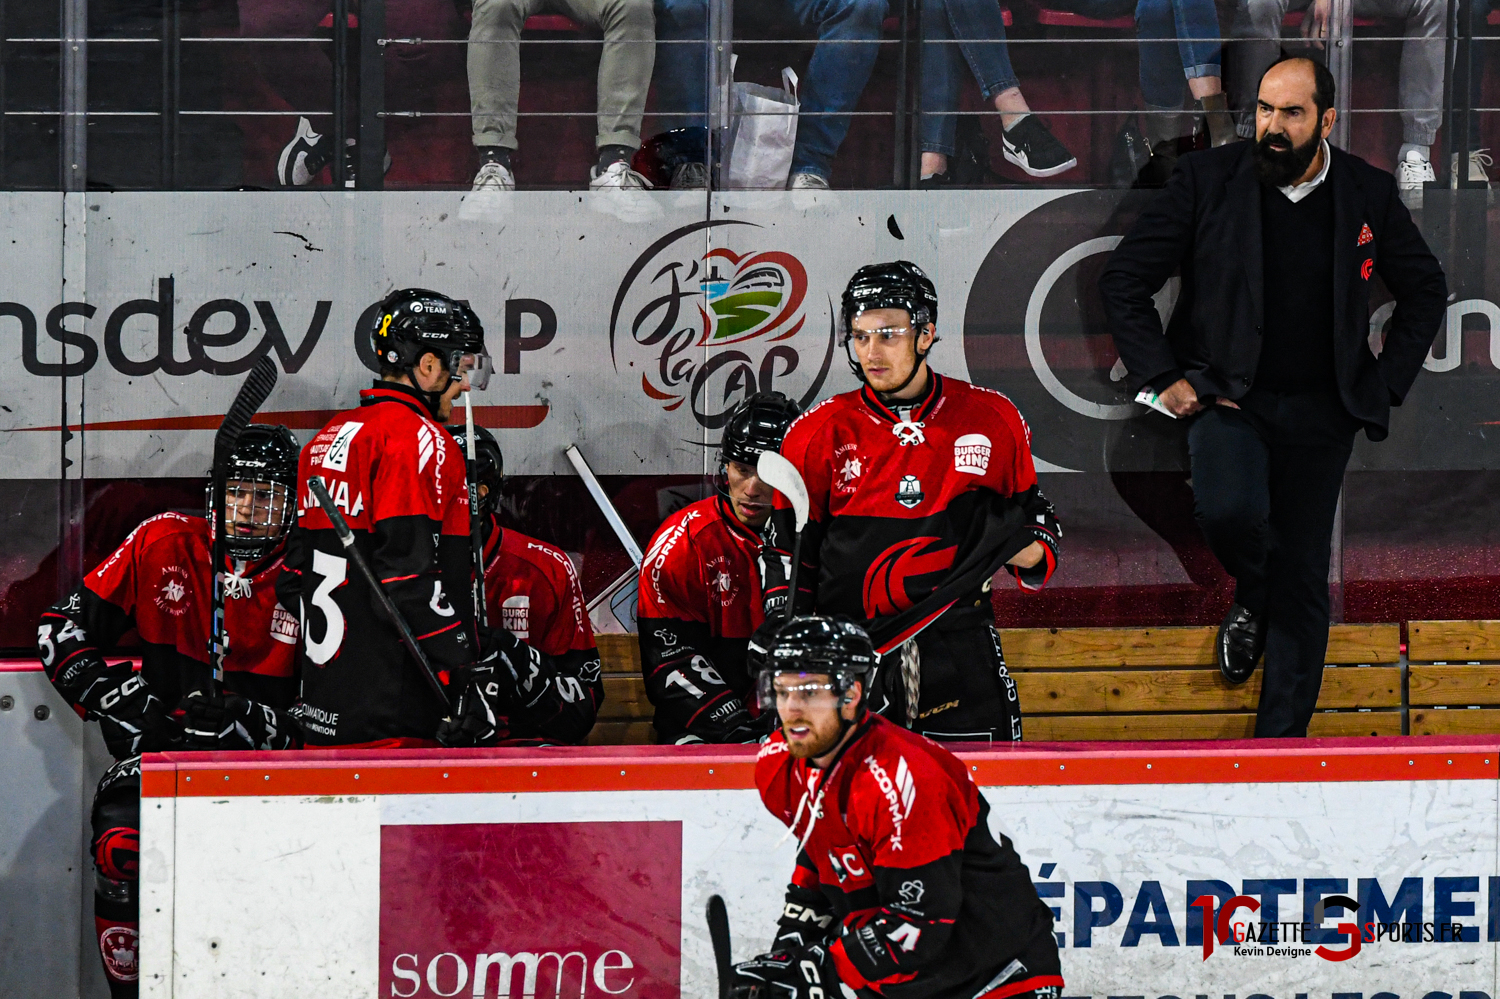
[768,374,1044,648]
[756,715,1060,999]
[39,512,298,715]
[278,382,476,747]
[480,516,603,742]
[637,496,766,744]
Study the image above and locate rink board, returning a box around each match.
[139,738,1500,999]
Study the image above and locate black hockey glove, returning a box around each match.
[435,663,503,748]
[728,943,840,999]
[757,545,814,620]
[178,690,300,751]
[1006,489,1061,592]
[83,664,181,759]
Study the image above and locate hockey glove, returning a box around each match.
[435,663,503,748]
[1006,489,1061,592]
[728,944,842,999]
[81,664,181,759]
[757,545,814,620]
[177,690,300,751]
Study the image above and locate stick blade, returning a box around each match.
[706,894,732,999]
[756,451,809,531]
[215,354,279,460]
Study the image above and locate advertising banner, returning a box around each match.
[5,189,1496,481]
[140,742,1500,999]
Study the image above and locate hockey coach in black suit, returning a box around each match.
[1099,56,1446,737]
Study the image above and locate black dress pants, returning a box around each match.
[1186,388,1360,738]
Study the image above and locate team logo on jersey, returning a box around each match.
[862,537,956,617]
[899,879,925,904]
[322,421,362,472]
[834,443,862,494]
[706,555,741,608]
[953,433,992,475]
[895,475,924,509]
[154,565,191,616]
[501,594,530,639]
[99,925,139,981]
[609,220,835,431]
[269,602,299,645]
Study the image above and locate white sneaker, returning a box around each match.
[471,160,515,192]
[589,160,652,190]
[276,117,333,187]
[1454,148,1494,185]
[787,171,830,190]
[1396,149,1435,206]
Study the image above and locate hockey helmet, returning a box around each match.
[717,391,801,499]
[447,422,504,514]
[840,261,940,389]
[368,288,492,391]
[211,423,299,561]
[755,615,876,712]
[631,127,709,189]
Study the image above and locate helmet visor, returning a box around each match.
[447,348,494,392]
[756,670,842,713]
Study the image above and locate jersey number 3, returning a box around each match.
[304,550,348,665]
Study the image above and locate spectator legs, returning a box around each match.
[653,0,711,130]
[1354,0,1445,151]
[1230,0,1306,136]
[469,0,541,151]
[239,0,342,126]
[918,0,1025,160]
[562,0,657,151]
[786,0,890,181]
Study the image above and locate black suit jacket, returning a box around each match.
[1098,142,1447,441]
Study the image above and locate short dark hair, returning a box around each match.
[1263,55,1336,119]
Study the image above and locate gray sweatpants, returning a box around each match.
[468,0,655,150]
[1231,0,1447,145]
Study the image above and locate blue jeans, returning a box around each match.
[1065,0,1221,106]
[652,0,890,179]
[919,0,1022,154]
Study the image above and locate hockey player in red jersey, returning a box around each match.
[761,261,1061,742]
[36,425,302,999]
[279,287,497,747]
[637,392,800,743]
[732,616,1062,999]
[448,422,603,742]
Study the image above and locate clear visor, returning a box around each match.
[449,349,494,391]
[756,671,842,713]
[843,325,918,349]
[222,479,294,541]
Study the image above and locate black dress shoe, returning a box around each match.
[1217,603,1265,684]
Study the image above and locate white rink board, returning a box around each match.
[141,769,1500,999]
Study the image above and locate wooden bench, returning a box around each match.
[587,624,1406,744]
[1004,624,1402,740]
[1407,621,1500,736]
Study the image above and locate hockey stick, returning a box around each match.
[306,475,453,712]
[565,444,642,633]
[464,392,488,629]
[706,894,733,999]
[755,451,809,623]
[207,354,279,696]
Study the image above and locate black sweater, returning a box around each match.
[1256,179,1336,393]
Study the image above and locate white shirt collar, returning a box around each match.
[1277,139,1331,203]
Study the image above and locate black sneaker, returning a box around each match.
[277,117,334,187]
[917,170,951,190]
[1001,115,1079,179]
[337,139,394,188]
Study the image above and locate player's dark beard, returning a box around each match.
[1253,127,1321,187]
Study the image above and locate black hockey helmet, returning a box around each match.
[631,127,708,188]
[368,288,492,392]
[755,615,876,713]
[840,261,940,391]
[209,423,299,561]
[716,391,801,497]
[447,422,504,514]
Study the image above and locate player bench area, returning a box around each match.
[587,620,1500,743]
